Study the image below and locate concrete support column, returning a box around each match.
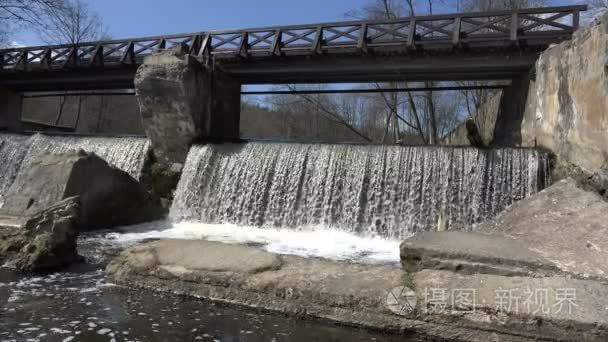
[134,44,241,167]
[0,87,22,132]
[491,72,532,146]
[203,72,240,142]
[134,44,241,205]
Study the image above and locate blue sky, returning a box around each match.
[12,0,580,45]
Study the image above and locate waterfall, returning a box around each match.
[0,133,150,206]
[0,134,34,204]
[171,143,550,239]
[19,134,150,180]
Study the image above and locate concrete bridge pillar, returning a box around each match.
[491,73,532,146]
[134,44,240,167]
[0,87,22,132]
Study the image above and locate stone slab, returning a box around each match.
[477,178,608,281]
[107,239,608,341]
[400,231,562,277]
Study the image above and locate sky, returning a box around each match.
[11,0,581,46]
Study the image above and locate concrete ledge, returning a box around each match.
[400,231,562,278]
[107,239,608,341]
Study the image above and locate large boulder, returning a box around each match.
[0,197,81,272]
[0,149,164,230]
[476,178,608,280]
[401,179,608,281]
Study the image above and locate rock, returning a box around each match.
[400,231,560,277]
[0,149,164,230]
[585,166,608,199]
[476,178,608,280]
[138,156,181,209]
[108,239,608,341]
[0,197,81,272]
[465,119,484,147]
[402,179,608,281]
[521,11,608,175]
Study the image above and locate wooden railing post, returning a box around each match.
[190,34,202,55]
[197,35,211,57]
[158,39,167,50]
[573,9,580,30]
[407,18,417,48]
[62,47,78,68]
[238,32,249,58]
[41,49,52,69]
[452,17,461,46]
[358,23,368,53]
[510,12,519,42]
[17,51,28,70]
[271,29,282,56]
[312,26,323,54]
[90,45,103,67]
[121,41,135,64]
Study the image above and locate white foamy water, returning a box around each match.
[102,221,401,264]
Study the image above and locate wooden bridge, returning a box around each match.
[0,5,586,90]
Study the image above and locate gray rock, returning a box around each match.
[476,178,608,280]
[107,239,608,341]
[0,149,164,230]
[0,196,81,272]
[400,231,561,277]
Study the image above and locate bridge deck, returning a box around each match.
[0,5,586,90]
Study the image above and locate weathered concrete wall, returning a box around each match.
[135,45,206,166]
[0,87,22,131]
[521,12,608,174]
[135,44,241,167]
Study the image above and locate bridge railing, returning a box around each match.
[0,5,586,72]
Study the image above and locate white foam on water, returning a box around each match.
[102,220,402,264]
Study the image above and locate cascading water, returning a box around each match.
[0,133,150,206]
[0,134,34,204]
[171,143,550,239]
[19,133,150,180]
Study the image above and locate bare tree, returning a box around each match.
[0,0,64,24]
[456,0,545,11]
[587,0,608,21]
[0,0,65,46]
[36,0,105,129]
[38,0,104,44]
